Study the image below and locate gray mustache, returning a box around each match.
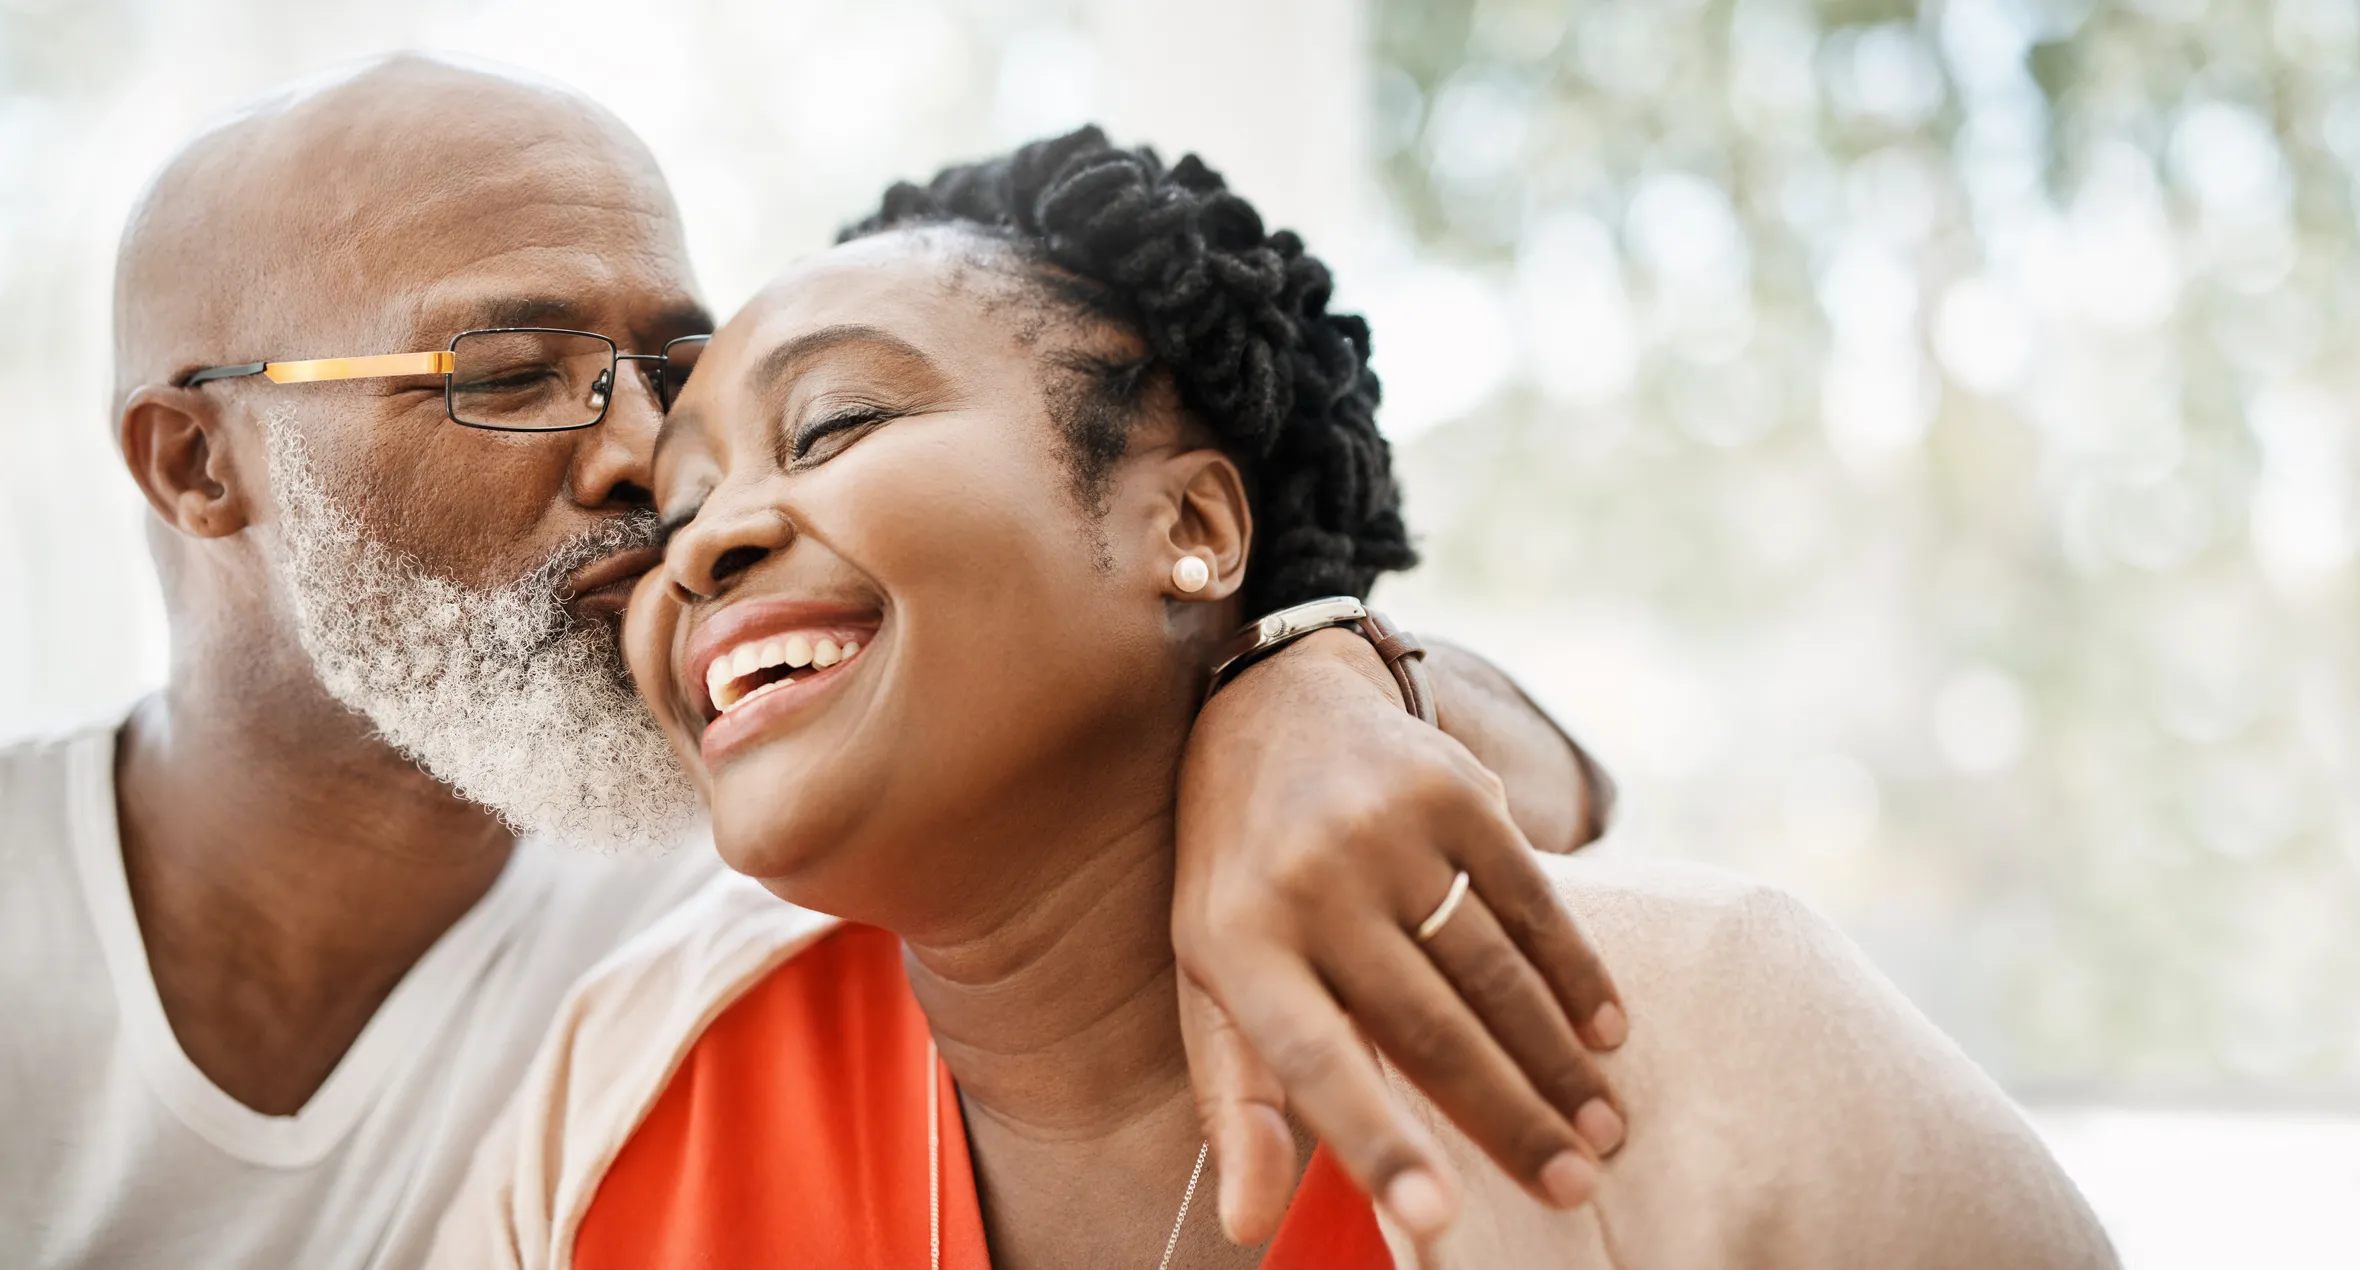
[532,508,664,602]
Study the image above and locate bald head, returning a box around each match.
[113,54,687,404]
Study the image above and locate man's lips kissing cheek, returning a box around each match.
[564,546,666,626]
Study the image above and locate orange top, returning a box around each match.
[574,924,1392,1269]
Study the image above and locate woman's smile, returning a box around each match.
[682,596,884,765]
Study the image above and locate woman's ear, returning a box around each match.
[119,386,250,540]
[1158,449,1251,603]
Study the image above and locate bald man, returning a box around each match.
[0,57,1623,1268]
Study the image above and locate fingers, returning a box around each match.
[1177,972,1300,1245]
[1321,921,1604,1211]
[1169,691,1637,1244]
[1418,887,1624,1156]
[1202,949,1465,1245]
[1449,820,1629,1052]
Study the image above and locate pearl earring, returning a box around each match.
[1172,554,1212,594]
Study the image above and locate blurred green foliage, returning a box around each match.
[1371,0,2360,1100]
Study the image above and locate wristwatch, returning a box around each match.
[1203,596,1436,725]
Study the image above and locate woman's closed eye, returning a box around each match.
[790,404,898,466]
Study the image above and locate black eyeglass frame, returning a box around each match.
[176,328,713,434]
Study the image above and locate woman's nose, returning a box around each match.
[669,500,796,600]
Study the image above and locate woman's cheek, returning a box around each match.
[622,574,692,746]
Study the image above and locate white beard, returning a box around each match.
[260,413,701,853]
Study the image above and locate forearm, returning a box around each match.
[1423,641,1612,854]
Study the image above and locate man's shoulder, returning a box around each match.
[0,723,115,879]
[1532,850,1919,1090]
[1535,850,1830,966]
[0,725,120,1056]
[0,722,110,814]
[1517,851,2115,1268]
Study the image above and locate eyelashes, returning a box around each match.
[654,404,900,545]
[789,405,896,464]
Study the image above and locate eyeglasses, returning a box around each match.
[175,328,711,433]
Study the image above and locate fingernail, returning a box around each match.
[1575,1097,1626,1156]
[1382,1169,1454,1237]
[1589,1001,1628,1049]
[1539,1150,1599,1209]
[1213,1129,1247,1241]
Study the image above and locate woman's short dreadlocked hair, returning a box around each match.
[838,126,1416,617]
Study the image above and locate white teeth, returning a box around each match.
[723,677,792,716]
[706,631,868,715]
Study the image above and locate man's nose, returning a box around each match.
[569,360,662,510]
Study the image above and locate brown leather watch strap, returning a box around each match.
[1353,610,1436,725]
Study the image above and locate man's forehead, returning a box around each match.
[330,133,683,297]
[320,163,697,357]
[408,257,709,343]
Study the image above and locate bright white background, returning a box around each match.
[2,0,2354,1262]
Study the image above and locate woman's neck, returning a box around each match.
[901,809,1263,1269]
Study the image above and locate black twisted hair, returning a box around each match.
[838,126,1416,616]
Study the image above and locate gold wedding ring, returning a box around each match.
[1414,870,1472,943]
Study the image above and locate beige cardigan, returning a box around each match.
[429,854,2117,1269]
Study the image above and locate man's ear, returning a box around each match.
[119,386,251,540]
[1158,449,1252,603]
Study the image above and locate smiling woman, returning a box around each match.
[430,129,2114,1270]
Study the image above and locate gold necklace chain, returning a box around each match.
[1155,1141,1212,1270]
[927,1040,1209,1270]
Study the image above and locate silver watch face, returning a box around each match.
[1265,597,1369,645]
[1210,597,1372,690]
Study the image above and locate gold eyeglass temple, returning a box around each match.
[261,351,456,383]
